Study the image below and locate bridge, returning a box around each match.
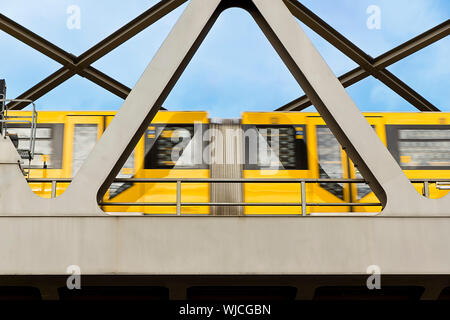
[0,0,449,301]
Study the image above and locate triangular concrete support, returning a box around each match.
[0,0,448,216]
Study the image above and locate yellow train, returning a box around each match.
[6,110,450,214]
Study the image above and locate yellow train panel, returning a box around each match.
[10,110,450,215]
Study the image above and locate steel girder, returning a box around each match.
[278,0,449,112]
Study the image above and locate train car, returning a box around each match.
[6,110,450,215]
[242,112,352,214]
[352,112,450,212]
[242,112,450,214]
[7,111,210,214]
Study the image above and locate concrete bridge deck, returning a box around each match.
[1,215,449,300]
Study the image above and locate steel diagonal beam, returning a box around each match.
[0,13,125,108]
[278,20,449,111]
[284,0,374,70]
[278,67,367,111]
[9,68,77,108]
[278,0,448,111]
[74,0,189,69]
[373,21,450,69]
[80,67,131,99]
[376,69,439,111]
[0,13,75,67]
[0,0,187,109]
[2,65,130,108]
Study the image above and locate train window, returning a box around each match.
[387,125,450,170]
[354,167,371,200]
[72,124,98,176]
[7,124,64,169]
[316,126,344,199]
[244,125,308,170]
[109,151,135,199]
[145,124,207,169]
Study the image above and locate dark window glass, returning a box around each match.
[353,125,376,200]
[354,167,371,200]
[145,125,203,169]
[387,126,450,170]
[399,132,450,168]
[7,124,64,169]
[109,151,135,199]
[399,140,450,167]
[316,126,344,199]
[244,125,307,170]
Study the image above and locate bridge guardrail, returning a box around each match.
[25,178,450,215]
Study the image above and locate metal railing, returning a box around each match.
[0,99,37,160]
[25,178,450,215]
[436,182,450,191]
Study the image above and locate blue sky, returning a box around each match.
[0,0,448,117]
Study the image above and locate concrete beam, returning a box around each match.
[0,216,449,275]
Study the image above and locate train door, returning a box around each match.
[346,115,385,212]
[242,112,310,215]
[308,116,351,213]
[66,115,104,197]
[7,111,65,198]
[144,117,210,214]
[102,112,210,215]
[101,115,140,213]
[209,119,244,216]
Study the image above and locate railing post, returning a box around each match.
[301,180,307,216]
[51,180,57,198]
[423,181,430,198]
[176,180,181,215]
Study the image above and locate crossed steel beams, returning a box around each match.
[0,0,188,110]
[0,13,130,109]
[0,0,447,111]
[279,0,449,112]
